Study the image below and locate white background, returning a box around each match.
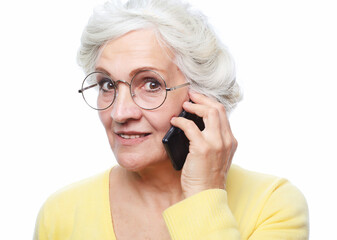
[0,0,336,239]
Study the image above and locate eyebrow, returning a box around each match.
[94,66,167,79]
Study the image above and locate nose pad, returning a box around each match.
[110,81,142,123]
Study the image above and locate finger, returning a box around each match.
[188,91,231,133]
[184,97,232,140]
[170,116,205,145]
[188,91,236,157]
[182,101,222,138]
[189,91,237,171]
[182,101,211,119]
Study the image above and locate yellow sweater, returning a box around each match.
[34,165,309,239]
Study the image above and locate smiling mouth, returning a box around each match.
[118,133,150,139]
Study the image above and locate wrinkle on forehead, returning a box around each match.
[94,29,180,84]
[95,29,175,69]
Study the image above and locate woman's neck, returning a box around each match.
[117,160,184,209]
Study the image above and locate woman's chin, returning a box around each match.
[115,154,150,172]
[113,146,170,172]
[115,153,170,172]
[118,162,144,172]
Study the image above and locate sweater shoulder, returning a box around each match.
[34,169,113,240]
[227,164,304,205]
[226,165,309,238]
[45,169,110,206]
[39,168,111,227]
[34,169,112,239]
[227,165,287,192]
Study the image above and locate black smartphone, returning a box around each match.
[162,110,205,170]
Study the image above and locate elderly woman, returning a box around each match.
[34,0,309,239]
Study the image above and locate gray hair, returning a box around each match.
[77,0,242,112]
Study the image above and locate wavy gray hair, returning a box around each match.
[77,0,242,112]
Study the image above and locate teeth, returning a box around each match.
[119,134,146,139]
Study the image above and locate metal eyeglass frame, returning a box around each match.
[78,69,190,110]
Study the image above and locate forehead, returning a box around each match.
[96,29,175,76]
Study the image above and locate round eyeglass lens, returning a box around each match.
[131,70,167,110]
[81,72,116,110]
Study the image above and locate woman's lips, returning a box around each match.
[118,133,149,139]
[114,132,151,145]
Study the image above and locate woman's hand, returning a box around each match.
[170,91,238,198]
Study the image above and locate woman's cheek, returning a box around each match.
[99,110,112,129]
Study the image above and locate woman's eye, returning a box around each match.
[143,79,162,92]
[99,78,115,92]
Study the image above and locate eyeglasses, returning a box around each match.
[78,69,190,110]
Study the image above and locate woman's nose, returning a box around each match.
[110,83,142,123]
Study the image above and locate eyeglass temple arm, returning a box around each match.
[166,82,190,92]
[78,83,98,93]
